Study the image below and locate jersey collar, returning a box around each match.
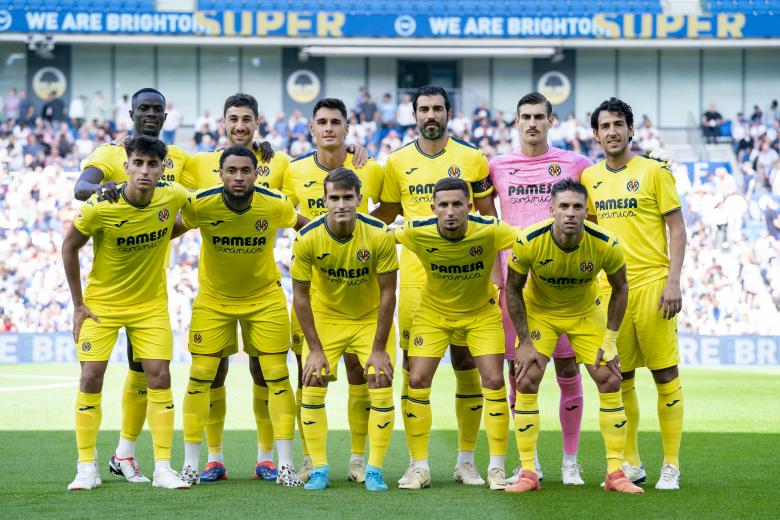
[550,227,580,253]
[221,191,253,215]
[324,220,353,243]
[436,219,467,243]
[120,185,152,209]
[414,138,447,159]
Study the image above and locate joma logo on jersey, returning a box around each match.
[594,198,638,211]
[530,330,541,340]
[163,157,174,170]
[321,267,370,278]
[430,261,485,273]
[548,163,562,176]
[448,165,461,178]
[255,219,269,232]
[116,227,168,246]
[626,179,640,192]
[408,183,435,195]
[307,198,325,209]
[413,336,424,347]
[470,245,483,257]
[192,333,202,344]
[257,164,270,177]
[158,208,169,222]
[81,341,91,352]
[507,183,555,196]
[579,260,594,273]
[212,236,267,246]
[356,249,371,262]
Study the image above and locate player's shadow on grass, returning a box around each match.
[5,430,778,519]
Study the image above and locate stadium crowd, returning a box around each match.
[1,89,778,335]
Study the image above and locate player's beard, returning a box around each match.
[224,188,252,206]
[420,121,445,140]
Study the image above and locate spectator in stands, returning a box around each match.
[448,110,470,138]
[637,114,661,152]
[115,94,131,130]
[192,123,216,150]
[196,109,218,133]
[750,104,763,123]
[379,93,396,129]
[472,101,491,130]
[701,102,723,144]
[288,108,309,142]
[289,132,312,157]
[162,101,182,145]
[358,93,379,132]
[472,117,494,145]
[752,140,778,189]
[86,90,108,124]
[18,90,35,125]
[41,92,65,125]
[4,88,20,120]
[74,129,95,159]
[764,197,780,239]
[69,95,86,129]
[396,94,415,132]
[272,112,289,150]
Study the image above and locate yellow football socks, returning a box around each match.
[301,386,328,467]
[620,377,642,466]
[205,385,226,457]
[147,388,175,461]
[348,383,370,456]
[454,368,483,452]
[367,387,395,468]
[599,391,627,473]
[253,383,274,454]
[75,391,102,463]
[119,369,147,442]
[514,392,540,473]
[295,386,309,457]
[259,354,296,440]
[482,387,508,457]
[183,355,219,444]
[656,377,683,467]
[405,387,432,461]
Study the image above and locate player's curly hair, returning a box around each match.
[551,178,588,201]
[591,97,634,130]
[324,167,362,196]
[125,135,167,161]
[224,93,258,119]
[220,145,258,170]
[433,177,469,200]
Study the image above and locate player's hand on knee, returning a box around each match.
[96,181,120,202]
[657,283,682,320]
[595,348,622,379]
[365,350,393,387]
[347,144,368,168]
[303,350,329,386]
[73,304,100,341]
[253,140,275,163]
[515,340,540,384]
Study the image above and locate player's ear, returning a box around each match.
[467,201,473,212]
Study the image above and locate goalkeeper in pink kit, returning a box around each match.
[489,93,592,485]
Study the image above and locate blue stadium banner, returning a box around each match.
[680,161,732,184]
[1,333,779,366]
[0,10,778,39]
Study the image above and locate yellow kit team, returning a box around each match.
[65,87,685,494]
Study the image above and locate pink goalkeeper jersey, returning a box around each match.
[489,146,592,276]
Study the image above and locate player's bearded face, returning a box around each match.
[594,111,632,157]
[224,105,256,147]
[125,153,163,191]
[551,191,587,237]
[131,93,166,137]
[516,104,551,145]
[415,95,450,140]
[220,155,257,203]
[324,184,361,224]
[432,189,471,233]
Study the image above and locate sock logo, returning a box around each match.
[614,420,627,428]
[405,412,417,418]
[303,421,316,425]
[665,400,680,407]
[187,390,203,395]
[489,412,504,417]
[565,405,579,411]
[274,389,287,395]
[165,404,175,409]
[377,421,391,429]
[78,406,95,412]
[518,424,534,432]
[470,405,483,411]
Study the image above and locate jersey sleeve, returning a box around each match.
[392,222,415,250]
[181,193,199,229]
[574,154,593,179]
[379,158,401,204]
[290,235,313,283]
[172,182,190,209]
[82,145,122,182]
[470,153,494,199]
[508,235,532,275]
[602,236,626,276]
[494,220,520,251]
[281,167,300,207]
[73,197,102,237]
[178,155,199,190]
[653,163,682,215]
[279,195,298,229]
[375,229,399,274]
[364,161,385,203]
[582,168,597,216]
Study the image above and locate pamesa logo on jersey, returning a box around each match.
[255,219,269,232]
[626,179,640,192]
[257,164,270,177]
[470,245,483,257]
[158,208,169,222]
[356,248,371,262]
[580,259,594,273]
[448,165,461,178]
[548,162,562,177]
[81,341,91,352]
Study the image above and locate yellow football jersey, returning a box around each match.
[581,156,681,288]
[291,213,399,323]
[282,151,384,220]
[394,214,516,317]
[508,218,625,317]
[182,185,297,302]
[82,143,191,186]
[73,181,189,306]
[380,137,494,287]
[179,148,290,191]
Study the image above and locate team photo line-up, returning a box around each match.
[62,84,685,495]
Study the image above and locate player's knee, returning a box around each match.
[599,374,622,394]
[345,363,367,385]
[480,373,505,390]
[650,365,678,384]
[450,346,476,370]
[621,369,636,381]
[554,358,579,378]
[79,369,105,393]
[408,372,432,389]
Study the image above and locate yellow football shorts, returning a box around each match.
[408,302,503,358]
[290,307,304,356]
[399,285,466,350]
[76,301,172,362]
[526,305,606,365]
[599,276,679,372]
[189,284,290,357]
[301,321,397,381]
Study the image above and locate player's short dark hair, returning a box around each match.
[413,85,451,112]
[517,92,552,117]
[313,98,348,121]
[324,167,361,196]
[591,97,634,130]
[219,145,258,170]
[125,136,167,161]
[551,178,588,202]
[433,177,470,200]
[223,93,258,119]
[131,88,165,108]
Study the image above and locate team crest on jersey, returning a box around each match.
[579,259,594,273]
[356,249,370,262]
[293,333,302,345]
[163,157,174,170]
[626,179,640,192]
[511,253,519,263]
[81,341,91,352]
[547,163,562,177]
[448,165,461,178]
[402,330,410,341]
[255,219,269,232]
[158,208,169,222]
[192,333,202,344]
[257,164,270,177]
[413,336,424,347]
[470,245,483,257]
[530,330,541,340]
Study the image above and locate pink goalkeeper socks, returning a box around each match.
[557,373,583,456]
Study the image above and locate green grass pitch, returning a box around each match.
[1,363,779,519]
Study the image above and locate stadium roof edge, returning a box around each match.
[2,34,780,48]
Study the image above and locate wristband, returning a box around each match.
[600,329,619,362]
